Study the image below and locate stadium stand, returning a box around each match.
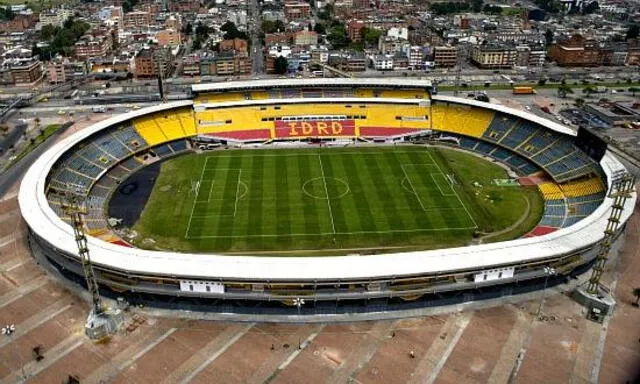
[113,124,148,151]
[538,182,564,200]
[133,115,168,146]
[443,133,540,177]
[483,113,599,183]
[559,177,605,197]
[431,102,494,138]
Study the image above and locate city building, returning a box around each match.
[433,46,457,67]
[74,34,113,60]
[200,51,250,76]
[514,45,546,67]
[39,8,73,27]
[265,33,291,46]
[156,29,182,48]
[408,45,426,69]
[134,47,173,78]
[348,20,365,42]
[168,0,200,13]
[219,38,248,53]
[311,47,329,63]
[393,52,408,70]
[284,1,311,21]
[346,52,366,71]
[549,34,602,66]
[123,11,151,29]
[372,55,393,70]
[294,30,318,46]
[47,57,86,83]
[1,58,43,85]
[182,55,200,76]
[470,44,517,69]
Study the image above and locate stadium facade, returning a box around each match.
[19,79,636,314]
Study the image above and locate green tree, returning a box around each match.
[483,4,503,14]
[318,4,334,20]
[582,0,599,14]
[362,27,382,47]
[221,21,247,40]
[557,84,573,98]
[327,25,350,49]
[195,22,212,39]
[575,98,585,107]
[582,86,597,97]
[545,29,554,46]
[0,6,15,21]
[628,87,640,96]
[626,24,639,40]
[261,20,285,34]
[274,56,288,74]
[313,23,326,35]
[182,22,193,36]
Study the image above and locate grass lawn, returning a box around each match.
[131,146,543,255]
[6,124,62,169]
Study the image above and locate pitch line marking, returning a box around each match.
[233,169,242,217]
[318,154,337,235]
[185,157,210,238]
[401,165,427,211]
[203,150,434,159]
[430,173,456,197]
[424,151,479,229]
[302,177,350,200]
[186,226,477,239]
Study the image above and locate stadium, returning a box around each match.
[18,78,637,315]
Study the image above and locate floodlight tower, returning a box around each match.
[62,190,123,339]
[574,173,635,322]
[586,173,635,294]
[62,194,102,315]
[453,43,467,97]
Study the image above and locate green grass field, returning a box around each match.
[131,146,543,255]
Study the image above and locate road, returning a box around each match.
[0,123,72,198]
[248,0,263,75]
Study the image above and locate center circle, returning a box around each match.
[302,177,350,200]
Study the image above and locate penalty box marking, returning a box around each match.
[421,152,478,229]
[185,157,244,238]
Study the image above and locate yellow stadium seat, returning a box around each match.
[133,115,166,145]
[559,177,604,198]
[538,182,564,200]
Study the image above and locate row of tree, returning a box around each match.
[32,18,90,59]
[430,0,483,15]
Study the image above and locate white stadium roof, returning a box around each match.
[18,98,636,281]
[191,78,433,93]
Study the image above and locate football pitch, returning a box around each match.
[133,146,543,254]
